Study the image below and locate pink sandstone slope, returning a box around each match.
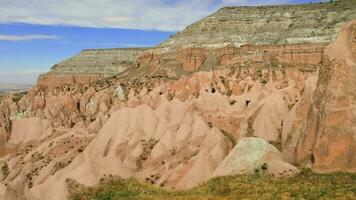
[0,70,311,199]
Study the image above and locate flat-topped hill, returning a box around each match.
[160,0,356,48]
[37,47,151,86]
[50,48,151,75]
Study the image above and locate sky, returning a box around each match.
[0,0,327,85]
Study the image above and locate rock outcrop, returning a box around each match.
[213,137,299,178]
[0,66,315,199]
[295,20,356,173]
[128,43,326,80]
[38,1,356,86]
[160,0,356,48]
[37,48,150,87]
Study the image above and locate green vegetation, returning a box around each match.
[69,170,356,200]
[12,91,27,102]
[14,111,24,119]
[1,163,10,180]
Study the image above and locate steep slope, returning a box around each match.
[295,20,356,172]
[160,0,356,48]
[124,43,326,81]
[37,48,150,87]
[0,68,309,199]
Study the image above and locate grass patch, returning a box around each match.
[68,170,356,200]
[1,163,10,180]
[12,91,28,102]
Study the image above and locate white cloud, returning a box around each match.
[0,0,326,31]
[0,0,327,31]
[0,34,59,41]
[0,69,46,75]
[0,0,212,31]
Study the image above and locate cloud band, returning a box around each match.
[0,34,59,41]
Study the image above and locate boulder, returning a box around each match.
[213,137,299,178]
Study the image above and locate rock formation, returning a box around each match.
[37,1,356,86]
[0,1,356,199]
[37,48,150,87]
[213,137,299,178]
[160,1,356,48]
[295,20,356,172]
[0,66,316,199]
[127,43,326,81]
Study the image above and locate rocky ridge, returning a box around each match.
[37,48,150,87]
[161,0,356,48]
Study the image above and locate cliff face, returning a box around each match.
[126,43,326,80]
[295,20,356,172]
[50,48,149,74]
[38,1,356,86]
[160,0,356,48]
[37,48,150,87]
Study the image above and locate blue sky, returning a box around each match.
[0,24,173,84]
[0,0,326,84]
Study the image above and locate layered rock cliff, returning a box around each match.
[161,0,356,48]
[38,1,356,86]
[37,48,150,87]
[124,43,326,81]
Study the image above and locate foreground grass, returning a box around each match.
[69,170,356,200]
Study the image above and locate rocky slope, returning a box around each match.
[123,43,326,81]
[0,65,314,199]
[37,48,150,87]
[160,0,356,48]
[0,2,355,200]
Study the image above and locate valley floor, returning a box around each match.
[69,170,356,200]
